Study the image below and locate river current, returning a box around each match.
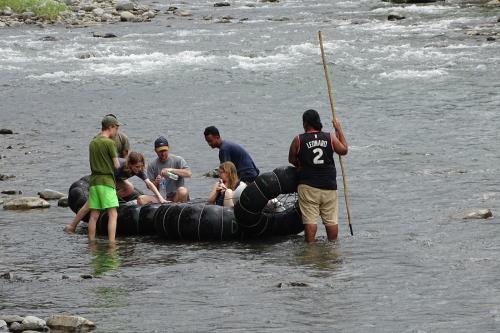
[1,0,499,331]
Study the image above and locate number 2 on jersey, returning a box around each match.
[312,148,324,164]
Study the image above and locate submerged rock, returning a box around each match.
[174,9,192,17]
[0,129,13,134]
[204,168,219,178]
[451,208,493,220]
[1,190,21,195]
[388,13,405,20]
[3,197,50,210]
[92,31,117,38]
[38,189,65,200]
[214,2,230,6]
[0,320,7,330]
[58,196,69,207]
[0,174,15,181]
[40,36,58,41]
[46,315,95,331]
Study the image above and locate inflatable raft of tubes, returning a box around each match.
[68,166,304,241]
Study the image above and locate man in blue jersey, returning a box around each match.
[288,109,348,243]
[204,126,260,183]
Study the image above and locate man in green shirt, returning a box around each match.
[87,115,121,242]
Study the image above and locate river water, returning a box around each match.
[1,0,499,331]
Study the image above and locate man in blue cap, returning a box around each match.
[137,136,192,204]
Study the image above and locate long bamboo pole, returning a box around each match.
[318,31,353,236]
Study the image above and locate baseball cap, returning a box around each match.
[154,136,169,151]
[102,114,122,128]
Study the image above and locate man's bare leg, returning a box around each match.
[325,224,338,241]
[107,207,118,242]
[64,201,90,233]
[304,224,317,243]
[87,209,100,241]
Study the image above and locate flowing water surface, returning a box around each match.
[1,0,499,331]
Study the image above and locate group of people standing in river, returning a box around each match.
[65,109,348,244]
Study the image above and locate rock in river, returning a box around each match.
[451,208,493,220]
[46,315,95,331]
[3,197,50,210]
[38,189,65,200]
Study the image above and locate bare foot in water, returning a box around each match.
[63,224,76,233]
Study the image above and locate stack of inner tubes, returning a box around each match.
[153,203,239,241]
[234,166,304,237]
[67,166,304,241]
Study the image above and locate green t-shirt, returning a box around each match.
[89,135,118,188]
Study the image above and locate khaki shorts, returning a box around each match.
[298,184,338,225]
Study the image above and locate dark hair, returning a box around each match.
[127,151,145,165]
[302,109,323,131]
[204,126,220,137]
[124,152,145,173]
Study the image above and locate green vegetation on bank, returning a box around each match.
[0,0,66,20]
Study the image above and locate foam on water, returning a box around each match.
[228,53,294,70]
[379,69,448,79]
[371,4,456,15]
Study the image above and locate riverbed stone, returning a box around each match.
[3,197,50,210]
[388,13,405,20]
[0,7,13,16]
[0,174,16,181]
[120,11,136,21]
[40,36,58,41]
[451,208,493,220]
[58,196,69,207]
[174,9,192,17]
[92,31,116,38]
[21,316,46,331]
[8,322,22,332]
[142,10,156,19]
[115,0,135,11]
[0,315,24,324]
[38,189,65,200]
[46,315,95,331]
[80,1,97,11]
[1,190,21,195]
[204,168,219,178]
[0,129,13,134]
[92,7,105,16]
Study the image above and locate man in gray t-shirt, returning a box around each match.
[137,136,192,204]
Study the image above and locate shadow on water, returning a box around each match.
[294,241,343,274]
[89,241,121,277]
